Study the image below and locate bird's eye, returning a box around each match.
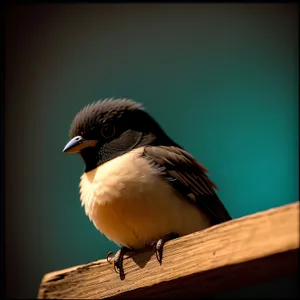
[101,123,115,139]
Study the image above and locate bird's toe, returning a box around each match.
[153,232,180,264]
[113,258,122,274]
[106,251,115,264]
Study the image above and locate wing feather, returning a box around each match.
[143,146,231,224]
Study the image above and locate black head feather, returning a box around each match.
[65,98,179,172]
[69,98,143,139]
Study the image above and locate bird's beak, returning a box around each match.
[63,136,97,154]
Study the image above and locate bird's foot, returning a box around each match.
[151,232,179,264]
[106,246,131,278]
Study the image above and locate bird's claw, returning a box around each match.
[106,251,123,273]
[152,233,180,265]
[106,251,115,264]
[152,239,163,264]
[113,260,122,274]
[106,247,129,278]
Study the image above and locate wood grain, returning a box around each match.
[38,202,299,299]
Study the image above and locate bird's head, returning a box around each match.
[63,98,176,172]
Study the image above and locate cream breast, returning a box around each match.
[79,147,212,249]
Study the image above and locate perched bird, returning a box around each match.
[63,98,231,276]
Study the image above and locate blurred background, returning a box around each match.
[4,3,298,298]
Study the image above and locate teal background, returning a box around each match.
[4,4,298,299]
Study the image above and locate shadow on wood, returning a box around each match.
[38,202,299,299]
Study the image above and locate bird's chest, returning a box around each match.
[79,149,176,248]
[79,149,161,209]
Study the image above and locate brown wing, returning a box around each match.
[143,145,232,224]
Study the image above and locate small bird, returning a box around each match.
[63,98,231,277]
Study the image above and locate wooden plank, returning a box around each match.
[38,202,299,299]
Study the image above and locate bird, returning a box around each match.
[63,98,231,277]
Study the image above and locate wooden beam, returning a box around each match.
[38,202,299,299]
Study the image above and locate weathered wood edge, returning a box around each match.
[38,202,300,299]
